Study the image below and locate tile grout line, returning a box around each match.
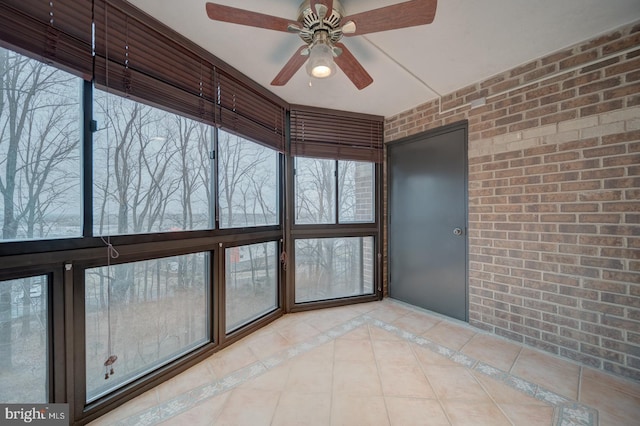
[407,339,454,426]
[577,365,583,403]
[109,311,599,426]
[509,343,525,376]
[368,323,393,426]
[328,328,337,426]
[473,380,518,426]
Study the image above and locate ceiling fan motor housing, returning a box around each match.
[297,0,345,45]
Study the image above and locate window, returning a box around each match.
[0,275,48,402]
[218,130,279,228]
[93,90,212,235]
[0,47,82,242]
[0,2,385,421]
[295,158,375,225]
[225,242,278,333]
[294,157,335,224]
[339,161,375,223]
[295,237,374,303]
[85,253,209,402]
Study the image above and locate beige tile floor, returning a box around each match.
[89,299,640,425]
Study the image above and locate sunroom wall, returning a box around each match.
[384,21,640,380]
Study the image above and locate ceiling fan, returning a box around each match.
[205,0,437,90]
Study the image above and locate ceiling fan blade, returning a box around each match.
[271,46,309,86]
[310,0,334,19]
[334,43,373,90]
[342,0,437,36]
[205,2,296,32]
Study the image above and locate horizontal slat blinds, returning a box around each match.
[214,68,286,152]
[0,0,93,80]
[94,0,216,123]
[94,0,285,151]
[290,106,384,163]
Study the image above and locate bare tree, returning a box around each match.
[295,158,335,224]
[170,117,210,292]
[94,94,183,302]
[18,102,79,238]
[338,161,355,221]
[0,48,79,368]
[218,132,279,325]
[88,93,213,396]
[173,117,209,231]
[218,131,275,228]
[0,49,79,240]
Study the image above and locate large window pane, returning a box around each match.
[226,242,278,333]
[0,47,82,241]
[93,90,212,235]
[339,161,374,223]
[218,130,279,228]
[295,237,374,303]
[85,253,209,402]
[0,276,47,402]
[294,157,335,224]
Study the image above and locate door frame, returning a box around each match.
[386,120,469,321]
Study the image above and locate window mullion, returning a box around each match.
[212,126,219,230]
[334,160,339,225]
[83,80,94,237]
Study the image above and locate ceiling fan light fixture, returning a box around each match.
[306,32,336,79]
[307,43,335,78]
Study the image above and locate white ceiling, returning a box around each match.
[127,0,640,118]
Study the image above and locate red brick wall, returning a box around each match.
[384,22,640,380]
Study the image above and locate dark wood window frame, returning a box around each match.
[0,2,384,424]
[286,158,384,312]
[287,106,384,312]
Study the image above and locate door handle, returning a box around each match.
[453,228,463,236]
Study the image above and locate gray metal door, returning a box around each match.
[388,122,468,321]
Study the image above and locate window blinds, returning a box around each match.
[94,0,285,151]
[0,0,93,80]
[290,106,384,163]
